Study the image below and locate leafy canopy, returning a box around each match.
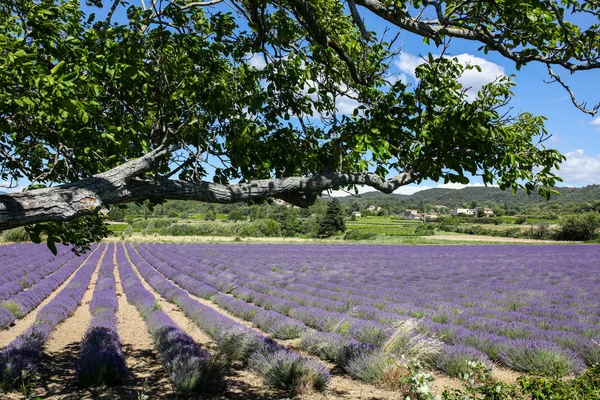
[1,0,596,251]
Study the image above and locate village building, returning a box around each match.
[451,208,477,216]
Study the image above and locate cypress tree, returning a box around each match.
[318,198,346,237]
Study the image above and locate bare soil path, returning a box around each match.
[27,244,107,399]
[431,234,558,243]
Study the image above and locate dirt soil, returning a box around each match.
[431,234,558,243]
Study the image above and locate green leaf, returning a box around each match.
[51,61,65,75]
[46,237,58,255]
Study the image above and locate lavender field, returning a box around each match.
[0,242,599,398]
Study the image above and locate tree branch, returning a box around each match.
[354,0,600,72]
[103,0,122,31]
[0,155,416,229]
[545,64,600,116]
[347,0,372,42]
[287,0,366,84]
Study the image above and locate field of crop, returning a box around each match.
[0,242,599,398]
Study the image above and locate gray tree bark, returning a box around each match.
[0,146,416,230]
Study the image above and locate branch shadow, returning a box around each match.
[31,343,288,399]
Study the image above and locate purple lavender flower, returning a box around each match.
[249,345,330,392]
[500,339,586,376]
[434,344,492,377]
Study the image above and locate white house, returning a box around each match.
[452,208,476,216]
[402,210,421,220]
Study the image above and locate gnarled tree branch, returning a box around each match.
[354,0,600,72]
[0,147,417,229]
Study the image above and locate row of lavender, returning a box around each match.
[129,243,443,384]
[0,244,103,389]
[119,243,330,393]
[1,242,330,395]
[0,244,80,328]
[0,243,71,298]
[75,243,128,386]
[138,243,599,377]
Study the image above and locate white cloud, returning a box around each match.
[395,53,422,80]
[555,149,600,186]
[394,52,505,99]
[0,180,29,193]
[591,116,600,127]
[247,53,266,70]
[335,96,360,115]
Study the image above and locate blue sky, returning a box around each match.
[3,2,599,195]
[337,10,600,195]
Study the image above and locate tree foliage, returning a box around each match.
[1,0,599,251]
[318,198,346,237]
[555,212,600,241]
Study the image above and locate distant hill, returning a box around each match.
[336,185,600,208]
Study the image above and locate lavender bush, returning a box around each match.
[434,344,493,377]
[300,332,347,362]
[0,244,101,389]
[500,339,586,377]
[116,244,225,394]
[126,244,331,393]
[76,244,128,387]
[137,243,598,377]
[344,350,402,384]
[249,345,330,393]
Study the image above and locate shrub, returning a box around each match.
[0,308,15,328]
[300,332,347,362]
[344,351,406,385]
[204,210,216,221]
[1,227,29,242]
[414,224,435,235]
[571,338,600,366]
[456,332,510,362]
[515,216,527,224]
[343,229,377,241]
[123,225,133,237]
[555,212,600,241]
[0,331,45,390]
[153,326,225,394]
[1,301,23,319]
[249,346,330,393]
[253,219,282,237]
[517,364,600,399]
[347,320,390,346]
[500,340,585,377]
[269,321,306,340]
[336,341,377,368]
[434,344,492,377]
[75,327,128,387]
[214,327,264,363]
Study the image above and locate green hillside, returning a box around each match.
[337,185,600,209]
